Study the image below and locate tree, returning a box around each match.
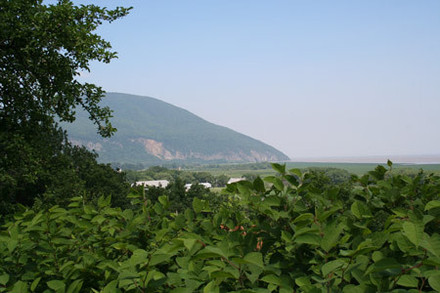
[0,0,131,213]
[0,0,130,136]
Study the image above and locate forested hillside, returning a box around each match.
[64,93,289,166]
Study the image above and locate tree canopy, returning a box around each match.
[0,0,131,214]
[0,0,130,136]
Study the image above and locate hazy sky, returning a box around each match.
[77,0,440,159]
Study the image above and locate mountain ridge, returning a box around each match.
[64,92,290,166]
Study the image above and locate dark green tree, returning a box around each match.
[0,0,131,213]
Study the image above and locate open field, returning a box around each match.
[187,162,440,177]
[287,162,440,176]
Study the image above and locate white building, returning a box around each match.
[184,182,212,190]
[134,180,169,188]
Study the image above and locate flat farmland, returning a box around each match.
[187,162,440,177]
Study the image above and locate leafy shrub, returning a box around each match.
[0,163,439,292]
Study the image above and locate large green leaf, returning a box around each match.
[30,277,41,292]
[101,280,118,293]
[11,281,28,293]
[203,280,219,293]
[321,221,344,252]
[98,195,111,208]
[66,280,83,293]
[321,260,345,277]
[351,201,372,219]
[150,253,172,266]
[261,274,283,286]
[295,233,320,246]
[428,275,440,292]
[425,200,440,211]
[402,221,424,247]
[271,163,286,175]
[264,176,284,191]
[183,238,198,252]
[130,249,149,266]
[293,213,314,224]
[0,274,9,286]
[420,233,440,257]
[243,252,264,268]
[47,280,65,293]
[193,198,203,214]
[253,177,266,193]
[396,275,418,288]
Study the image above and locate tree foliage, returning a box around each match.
[0,0,131,212]
[0,0,130,136]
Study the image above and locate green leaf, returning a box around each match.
[321,260,345,277]
[47,280,65,292]
[149,253,171,266]
[0,274,9,286]
[288,168,302,178]
[11,281,28,293]
[428,275,440,292]
[98,195,111,208]
[261,274,282,286]
[102,280,118,293]
[402,221,424,246]
[130,249,149,265]
[351,200,372,219]
[264,176,284,191]
[420,234,440,257]
[284,175,299,187]
[145,270,166,286]
[425,200,440,211]
[271,163,286,174]
[200,246,229,259]
[396,275,418,288]
[295,233,320,246]
[158,195,169,209]
[30,277,41,292]
[91,214,106,225]
[321,221,344,252]
[66,280,83,293]
[243,252,264,268]
[193,198,203,214]
[7,239,18,253]
[253,177,266,192]
[83,205,95,215]
[203,280,219,293]
[236,181,253,197]
[293,213,314,224]
[183,238,198,251]
[295,276,311,287]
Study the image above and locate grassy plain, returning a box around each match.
[187,162,440,177]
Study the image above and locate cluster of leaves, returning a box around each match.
[1,163,440,292]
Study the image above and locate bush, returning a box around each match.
[0,163,439,292]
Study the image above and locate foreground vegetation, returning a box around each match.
[1,162,440,292]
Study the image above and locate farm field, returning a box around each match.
[186,161,440,178]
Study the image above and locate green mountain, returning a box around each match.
[64,92,289,166]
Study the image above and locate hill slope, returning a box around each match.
[64,93,289,165]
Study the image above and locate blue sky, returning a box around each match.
[77,0,440,159]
